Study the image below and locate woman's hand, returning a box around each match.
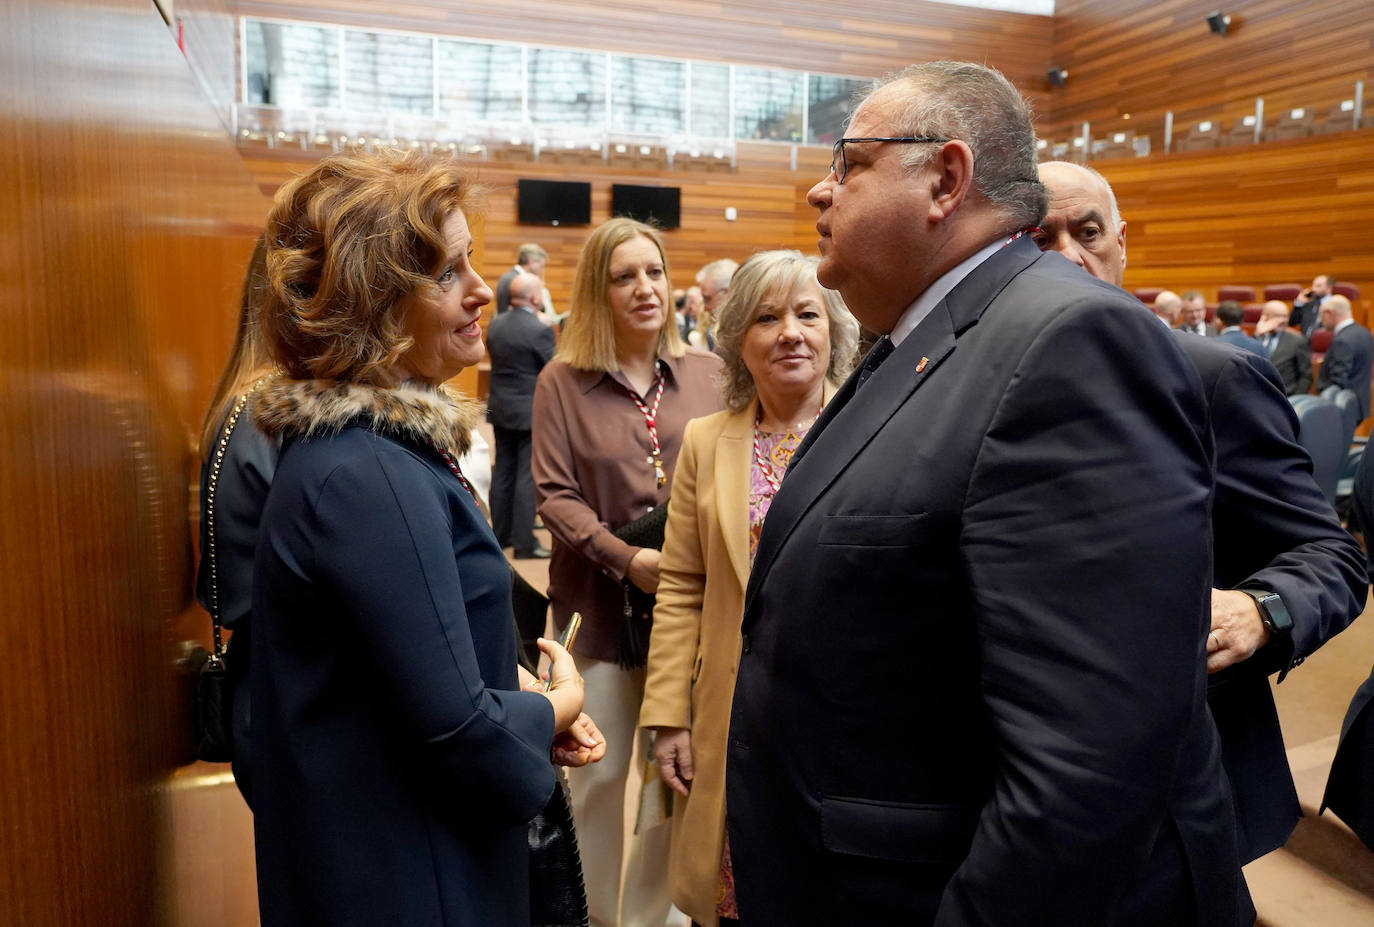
[552,713,607,767]
[535,637,585,732]
[626,548,661,594]
[652,727,694,797]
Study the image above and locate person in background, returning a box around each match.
[1214,300,1264,357]
[496,242,548,315]
[1153,290,1183,327]
[250,149,602,927]
[533,217,724,927]
[1254,300,1312,396]
[640,251,859,927]
[487,272,557,559]
[1037,158,1364,867]
[691,260,737,352]
[1316,294,1374,421]
[1292,273,1334,337]
[1177,290,1218,336]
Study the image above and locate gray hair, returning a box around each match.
[517,242,547,264]
[696,258,739,290]
[864,61,1047,230]
[713,250,860,413]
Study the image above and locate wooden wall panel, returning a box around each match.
[1045,0,1374,146]
[1095,132,1374,321]
[237,0,1054,101]
[0,0,267,923]
[178,0,242,132]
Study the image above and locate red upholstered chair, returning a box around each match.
[1134,287,1164,305]
[1334,282,1361,301]
[1264,284,1303,302]
[1243,304,1263,325]
[1311,328,1334,355]
[1218,285,1257,302]
[1205,303,1218,323]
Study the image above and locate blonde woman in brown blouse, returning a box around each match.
[532,218,724,927]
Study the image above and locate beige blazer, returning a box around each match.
[638,383,835,926]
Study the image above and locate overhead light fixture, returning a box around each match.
[1047,67,1068,88]
[1206,11,1231,35]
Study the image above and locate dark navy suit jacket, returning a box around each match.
[486,307,556,432]
[1317,322,1374,420]
[727,239,1247,927]
[1174,333,1365,862]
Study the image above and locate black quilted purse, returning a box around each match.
[611,502,669,669]
[529,771,589,927]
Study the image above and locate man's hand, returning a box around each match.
[1254,315,1283,336]
[1206,588,1272,673]
[652,727,694,796]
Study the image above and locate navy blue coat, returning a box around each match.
[1175,333,1365,862]
[728,240,1246,926]
[252,415,555,926]
[1317,322,1374,420]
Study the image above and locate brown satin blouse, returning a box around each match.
[532,347,725,661]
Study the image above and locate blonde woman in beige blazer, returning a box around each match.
[639,251,858,927]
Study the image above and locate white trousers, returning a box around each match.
[566,656,673,927]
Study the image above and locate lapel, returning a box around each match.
[741,237,1044,624]
[715,401,756,592]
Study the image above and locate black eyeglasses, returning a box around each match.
[829,136,949,184]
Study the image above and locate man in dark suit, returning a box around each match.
[1214,300,1265,357]
[1177,290,1220,336]
[486,273,556,558]
[1255,300,1313,395]
[1037,159,1365,865]
[1291,273,1334,337]
[727,62,1246,926]
[494,242,548,315]
[1316,294,1374,420]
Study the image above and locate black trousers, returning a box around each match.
[490,425,536,551]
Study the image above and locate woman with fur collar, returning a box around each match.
[248,149,602,926]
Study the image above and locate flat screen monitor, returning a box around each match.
[517,179,592,226]
[610,184,681,230]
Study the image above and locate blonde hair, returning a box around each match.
[262,148,483,385]
[198,235,276,456]
[557,217,684,371]
[713,250,860,412]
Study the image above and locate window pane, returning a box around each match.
[437,40,523,123]
[243,20,340,108]
[734,67,803,142]
[611,57,685,135]
[527,49,605,128]
[808,75,870,145]
[689,63,730,138]
[344,30,433,115]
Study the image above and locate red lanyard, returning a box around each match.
[621,363,668,488]
[752,408,820,494]
[434,444,479,502]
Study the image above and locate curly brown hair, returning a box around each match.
[262,149,483,385]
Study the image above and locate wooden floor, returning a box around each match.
[165,423,1374,925]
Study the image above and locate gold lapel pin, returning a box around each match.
[916,356,930,373]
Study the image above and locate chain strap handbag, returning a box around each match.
[191,383,263,763]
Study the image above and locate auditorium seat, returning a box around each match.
[1323,387,1361,449]
[1133,287,1164,304]
[1322,100,1358,134]
[1243,304,1264,326]
[1265,283,1303,302]
[1291,395,1345,502]
[1311,328,1334,355]
[1334,282,1362,301]
[1223,115,1262,146]
[1178,120,1221,151]
[1218,285,1257,302]
[1267,108,1315,142]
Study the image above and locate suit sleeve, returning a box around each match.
[640,417,708,731]
[1209,352,1365,672]
[537,325,557,366]
[532,367,638,580]
[1319,332,1352,390]
[1294,340,1313,394]
[937,301,1214,925]
[307,449,555,825]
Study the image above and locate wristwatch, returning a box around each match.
[1237,588,1294,637]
